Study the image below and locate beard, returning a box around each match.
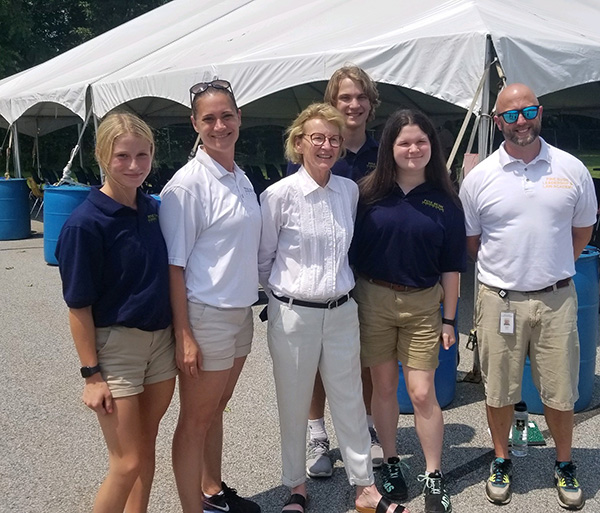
[501,120,541,147]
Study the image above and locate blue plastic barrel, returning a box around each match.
[522,246,599,413]
[43,185,90,265]
[0,178,30,240]
[397,305,458,413]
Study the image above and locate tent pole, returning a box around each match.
[12,123,22,178]
[77,123,85,169]
[477,35,493,162]
[93,113,104,184]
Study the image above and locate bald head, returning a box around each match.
[496,83,539,114]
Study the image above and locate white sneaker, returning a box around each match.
[306,438,332,477]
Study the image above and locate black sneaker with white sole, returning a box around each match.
[203,482,261,513]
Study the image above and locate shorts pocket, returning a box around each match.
[95,327,116,355]
[188,302,207,325]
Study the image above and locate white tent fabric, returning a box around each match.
[1,0,600,136]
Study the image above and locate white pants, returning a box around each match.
[267,296,373,487]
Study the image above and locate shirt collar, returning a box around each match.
[499,136,551,168]
[297,166,342,196]
[196,147,245,181]
[88,186,149,216]
[346,133,378,157]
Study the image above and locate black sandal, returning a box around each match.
[282,493,307,512]
[356,496,406,513]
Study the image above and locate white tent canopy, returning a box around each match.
[1,0,600,137]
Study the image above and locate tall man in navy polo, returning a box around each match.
[460,83,597,510]
[286,65,382,478]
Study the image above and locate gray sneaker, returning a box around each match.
[554,461,585,510]
[369,427,384,468]
[306,438,332,478]
[485,457,512,505]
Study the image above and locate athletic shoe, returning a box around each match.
[485,457,512,505]
[418,470,452,513]
[381,457,408,501]
[306,438,333,477]
[369,427,384,468]
[203,481,261,513]
[554,461,585,510]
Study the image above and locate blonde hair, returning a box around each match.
[284,103,345,164]
[324,65,380,123]
[95,112,155,173]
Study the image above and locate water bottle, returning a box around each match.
[511,401,528,457]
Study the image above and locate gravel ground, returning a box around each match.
[1,219,599,513]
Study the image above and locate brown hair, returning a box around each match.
[324,65,380,123]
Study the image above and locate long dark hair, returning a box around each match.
[359,109,458,205]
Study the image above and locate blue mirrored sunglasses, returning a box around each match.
[497,105,540,124]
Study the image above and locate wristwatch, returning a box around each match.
[441,317,456,327]
[80,364,102,378]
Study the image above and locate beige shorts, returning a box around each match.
[476,282,580,410]
[188,302,253,371]
[354,276,443,370]
[95,325,177,398]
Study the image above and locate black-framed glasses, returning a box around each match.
[497,105,540,124]
[302,133,344,148]
[189,80,234,106]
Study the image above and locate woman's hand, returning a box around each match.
[176,332,202,377]
[441,323,456,350]
[82,375,113,414]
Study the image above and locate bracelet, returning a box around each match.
[442,317,456,327]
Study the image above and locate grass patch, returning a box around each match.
[574,152,600,178]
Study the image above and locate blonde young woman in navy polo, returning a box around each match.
[351,109,466,513]
[56,112,176,513]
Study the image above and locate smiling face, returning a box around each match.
[106,134,153,190]
[295,117,342,178]
[494,84,542,149]
[191,90,241,161]
[393,124,432,177]
[335,77,371,131]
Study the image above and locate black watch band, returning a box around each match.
[80,364,102,378]
[442,317,456,327]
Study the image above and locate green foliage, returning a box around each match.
[0,0,170,79]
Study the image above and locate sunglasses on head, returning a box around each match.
[189,80,234,106]
[497,105,540,124]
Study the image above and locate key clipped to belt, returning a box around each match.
[466,328,478,350]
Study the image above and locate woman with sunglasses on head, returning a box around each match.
[258,103,407,513]
[56,112,177,513]
[159,80,262,513]
[350,109,466,513]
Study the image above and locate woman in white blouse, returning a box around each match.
[258,103,406,513]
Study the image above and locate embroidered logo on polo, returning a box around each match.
[543,177,573,189]
[147,214,159,223]
[422,199,444,212]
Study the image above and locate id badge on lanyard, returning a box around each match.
[497,289,516,335]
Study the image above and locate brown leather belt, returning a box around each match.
[359,273,423,292]
[523,277,571,294]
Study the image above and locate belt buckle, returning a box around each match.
[327,299,337,309]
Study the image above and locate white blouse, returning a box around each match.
[258,166,359,302]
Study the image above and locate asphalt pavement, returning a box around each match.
[1,219,599,513]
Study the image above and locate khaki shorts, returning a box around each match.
[95,325,177,398]
[354,276,443,370]
[188,302,253,371]
[476,282,579,410]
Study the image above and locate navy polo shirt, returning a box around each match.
[286,134,378,182]
[350,183,467,288]
[56,187,172,331]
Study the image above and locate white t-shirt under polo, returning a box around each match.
[159,149,261,308]
[258,166,358,302]
[460,138,597,291]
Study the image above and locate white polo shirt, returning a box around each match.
[159,148,261,308]
[258,166,358,302]
[459,138,597,291]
